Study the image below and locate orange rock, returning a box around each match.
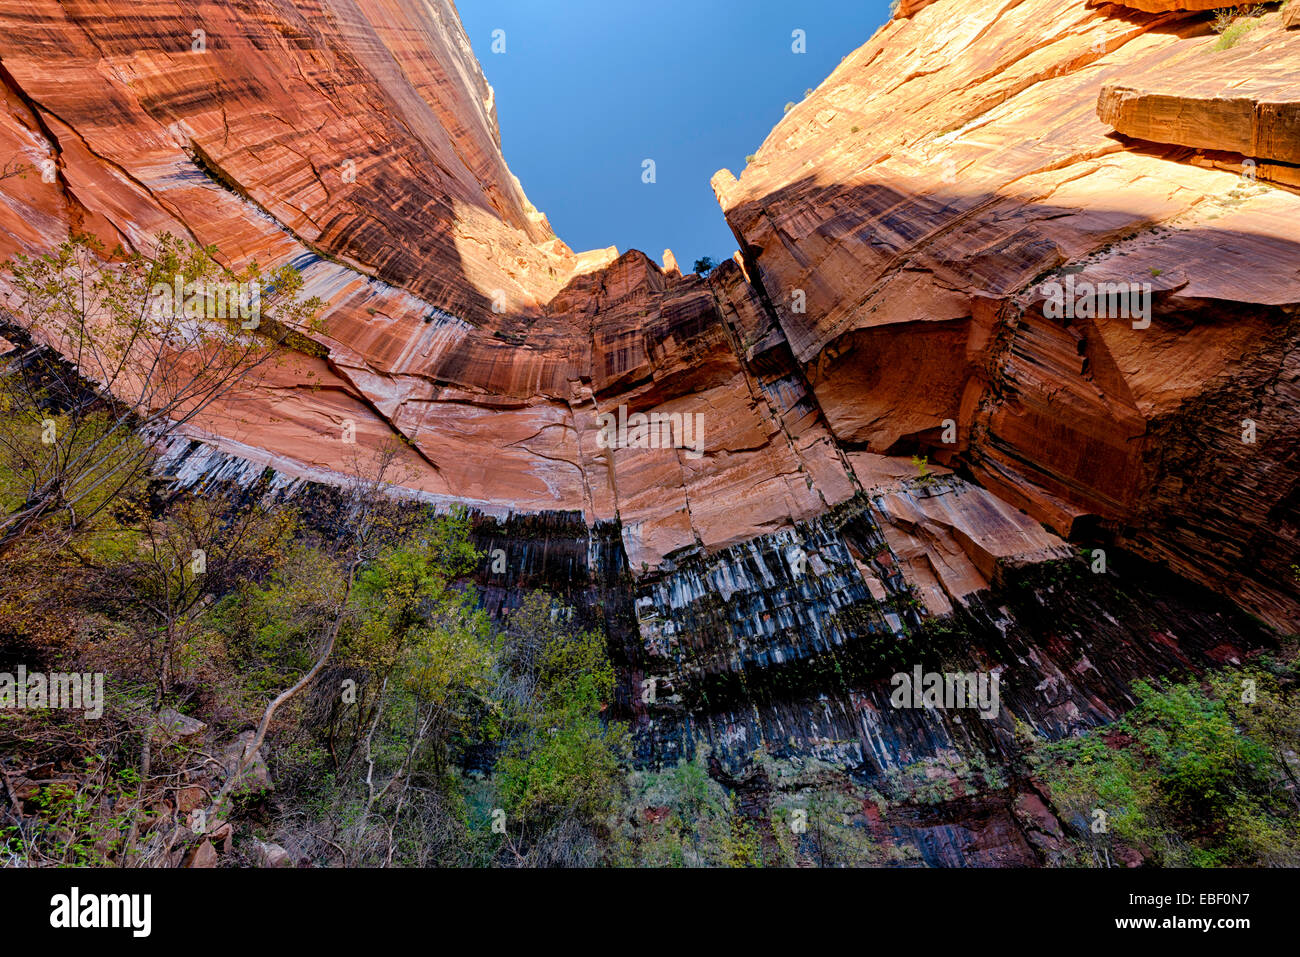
[1109,1,1237,11]
[1098,38,1300,165]
[715,0,1300,628]
[0,0,1296,631]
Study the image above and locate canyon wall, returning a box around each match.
[1,0,1297,862]
[2,0,1295,627]
[715,0,1300,630]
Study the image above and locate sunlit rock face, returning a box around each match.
[715,0,1300,631]
[0,0,585,514]
[0,0,869,563]
[3,0,1295,627]
[1110,0,1242,12]
[0,0,1297,862]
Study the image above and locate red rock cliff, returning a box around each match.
[715,0,1300,628]
[0,0,1296,629]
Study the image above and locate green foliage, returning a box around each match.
[494,593,627,849]
[910,453,937,486]
[4,751,141,866]
[718,798,764,867]
[214,541,346,705]
[613,753,746,867]
[1033,669,1300,866]
[1211,7,1265,49]
[0,232,320,570]
[495,706,626,825]
[771,786,885,867]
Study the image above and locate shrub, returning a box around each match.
[1033,670,1300,867]
[1211,6,1265,49]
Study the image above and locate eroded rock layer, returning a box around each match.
[715,0,1300,631]
[1,0,1298,862]
[3,0,1296,630]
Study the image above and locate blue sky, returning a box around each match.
[460,0,891,272]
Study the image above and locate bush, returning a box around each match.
[1033,668,1300,866]
[1211,6,1265,49]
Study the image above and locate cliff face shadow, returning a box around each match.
[717,171,1300,630]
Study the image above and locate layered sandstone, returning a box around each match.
[2,0,1297,865]
[0,0,1297,632]
[715,0,1300,629]
[0,0,863,572]
[1111,1,1240,11]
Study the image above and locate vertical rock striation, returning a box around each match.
[1,0,1298,863]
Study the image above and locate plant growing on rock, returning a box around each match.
[1032,670,1300,867]
[1211,5,1266,49]
[493,592,628,866]
[911,453,938,487]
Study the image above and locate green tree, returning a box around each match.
[0,233,321,560]
[1035,672,1300,867]
[494,592,628,865]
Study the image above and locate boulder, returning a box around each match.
[176,785,206,814]
[184,840,218,869]
[154,708,207,744]
[217,732,274,797]
[253,841,293,868]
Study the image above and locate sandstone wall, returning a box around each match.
[0,0,1296,632]
[716,0,1300,629]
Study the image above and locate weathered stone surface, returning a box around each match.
[0,0,1296,648]
[217,732,273,796]
[895,0,941,17]
[176,786,206,814]
[715,0,1300,629]
[870,475,1076,616]
[185,839,218,868]
[0,0,875,574]
[0,0,586,516]
[1109,1,1237,11]
[253,840,293,868]
[1098,77,1300,165]
[155,708,206,743]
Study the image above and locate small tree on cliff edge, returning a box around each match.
[0,232,322,560]
[693,257,717,276]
